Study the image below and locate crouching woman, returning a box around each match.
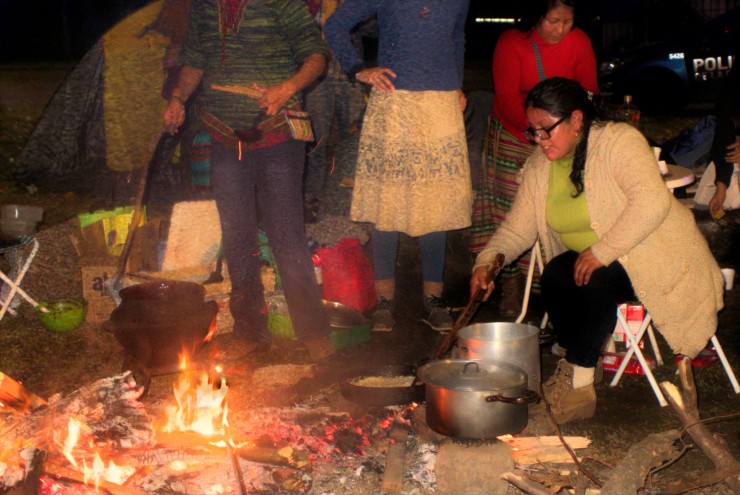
[471,77,725,424]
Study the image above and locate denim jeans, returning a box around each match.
[210,139,329,344]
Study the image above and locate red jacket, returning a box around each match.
[492,27,598,143]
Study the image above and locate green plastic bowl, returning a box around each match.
[35,299,87,333]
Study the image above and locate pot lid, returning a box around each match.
[417,359,526,392]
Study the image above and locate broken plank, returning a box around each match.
[498,436,591,465]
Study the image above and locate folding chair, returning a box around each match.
[609,306,668,406]
[0,237,41,320]
[516,239,547,329]
[609,304,740,405]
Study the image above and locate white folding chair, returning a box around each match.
[516,238,547,329]
[0,237,41,320]
[609,306,668,406]
[609,305,740,405]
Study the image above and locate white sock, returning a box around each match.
[572,364,595,388]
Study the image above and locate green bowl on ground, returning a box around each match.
[266,300,372,349]
[35,299,87,333]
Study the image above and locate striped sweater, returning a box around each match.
[180,0,328,129]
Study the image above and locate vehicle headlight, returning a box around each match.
[599,58,623,77]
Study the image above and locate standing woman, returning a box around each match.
[325,0,472,332]
[469,0,598,317]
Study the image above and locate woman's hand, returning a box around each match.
[573,248,604,286]
[470,266,495,301]
[164,98,186,135]
[356,67,397,92]
[457,89,467,112]
[253,82,296,116]
[726,137,740,164]
[709,181,728,219]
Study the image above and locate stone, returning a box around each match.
[435,438,514,495]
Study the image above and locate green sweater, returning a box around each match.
[181,0,328,129]
[546,156,598,253]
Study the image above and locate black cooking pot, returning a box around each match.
[118,280,206,306]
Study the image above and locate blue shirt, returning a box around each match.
[324,0,469,91]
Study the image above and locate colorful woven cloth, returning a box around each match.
[190,131,212,186]
[470,116,540,282]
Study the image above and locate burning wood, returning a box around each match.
[0,372,47,414]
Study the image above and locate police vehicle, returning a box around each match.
[599,8,738,111]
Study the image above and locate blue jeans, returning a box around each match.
[210,139,329,344]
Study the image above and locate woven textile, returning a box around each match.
[469,116,539,281]
[350,89,472,236]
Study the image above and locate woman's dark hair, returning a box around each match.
[517,0,576,31]
[524,76,604,196]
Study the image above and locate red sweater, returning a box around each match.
[492,27,598,143]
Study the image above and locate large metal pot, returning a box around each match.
[452,322,541,391]
[417,359,538,440]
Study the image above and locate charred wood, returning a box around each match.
[599,430,680,495]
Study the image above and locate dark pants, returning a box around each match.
[210,139,329,344]
[541,251,635,367]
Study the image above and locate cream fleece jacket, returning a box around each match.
[475,122,724,358]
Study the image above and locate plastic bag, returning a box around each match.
[315,238,376,313]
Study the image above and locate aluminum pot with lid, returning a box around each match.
[417,359,538,440]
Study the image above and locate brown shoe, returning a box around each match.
[543,359,597,424]
[499,274,525,318]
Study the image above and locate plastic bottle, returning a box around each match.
[618,95,641,128]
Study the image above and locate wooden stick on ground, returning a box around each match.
[44,461,150,495]
[381,422,410,494]
[659,357,740,494]
[499,472,554,495]
[599,430,680,495]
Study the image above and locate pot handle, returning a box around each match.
[485,389,539,405]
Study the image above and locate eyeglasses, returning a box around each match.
[525,116,567,141]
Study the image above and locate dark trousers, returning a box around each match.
[541,251,635,367]
[210,139,329,344]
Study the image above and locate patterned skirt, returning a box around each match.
[469,116,539,279]
[350,89,472,236]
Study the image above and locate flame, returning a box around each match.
[62,418,82,468]
[62,418,134,487]
[162,354,229,437]
[83,452,135,489]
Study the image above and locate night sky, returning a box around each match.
[0,0,713,63]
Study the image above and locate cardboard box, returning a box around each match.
[81,265,118,323]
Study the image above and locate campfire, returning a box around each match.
[0,349,415,495]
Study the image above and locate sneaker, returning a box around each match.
[542,359,597,424]
[371,298,394,332]
[421,296,454,331]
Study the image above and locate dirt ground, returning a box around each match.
[0,63,738,494]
